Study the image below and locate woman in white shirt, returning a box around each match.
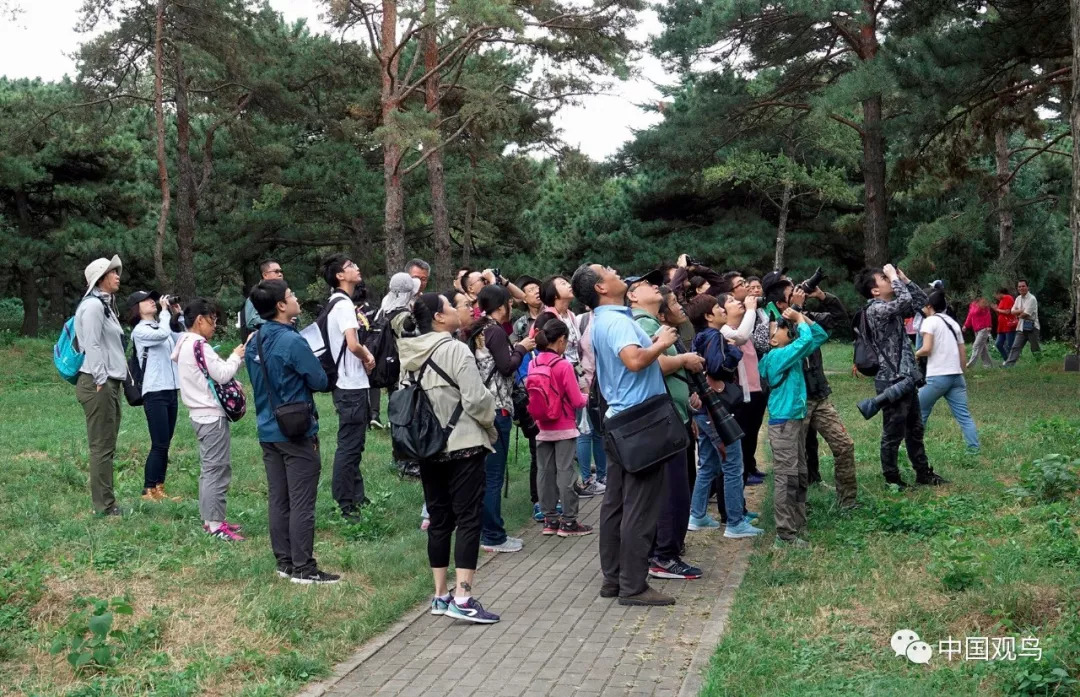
[127,290,184,501]
[915,291,980,454]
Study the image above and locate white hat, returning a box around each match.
[380,272,422,315]
[84,255,123,296]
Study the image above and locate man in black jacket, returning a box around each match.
[763,273,858,509]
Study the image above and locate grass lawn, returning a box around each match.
[0,335,535,696]
[703,342,1080,697]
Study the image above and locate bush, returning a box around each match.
[1008,454,1080,504]
[927,537,985,592]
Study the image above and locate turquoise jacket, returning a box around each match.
[758,322,828,422]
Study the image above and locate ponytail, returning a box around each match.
[532,311,568,351]
[403,292,444,334]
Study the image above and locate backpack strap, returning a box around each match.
[415,338,465,432]
[255,328,282,410]
[321,295,350,370]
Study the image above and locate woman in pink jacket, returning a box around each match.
[527,313,592,538]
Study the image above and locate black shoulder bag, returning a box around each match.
[256,329,314,440]
[123,344,149,407]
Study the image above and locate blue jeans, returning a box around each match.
[576,409,607,482]
[690,413,745,523]
[918,374,979,451]
[995,331,1016,362]
[481,413,514,546]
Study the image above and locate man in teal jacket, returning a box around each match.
[246,279,337,585]
[758,308,828,548]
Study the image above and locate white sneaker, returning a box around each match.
[584,480,606,496]
[482,538,523,553]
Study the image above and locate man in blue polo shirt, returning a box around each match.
[571,263,680,607]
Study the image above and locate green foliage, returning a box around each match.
[1008,454,1080,504]
[49,595,134,673]
[927,537,986,592]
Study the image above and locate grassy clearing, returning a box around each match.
[703,342,1080,697]
[0,336,535,697]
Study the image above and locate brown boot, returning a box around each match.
[599,581,619,598]
[618,586,675,607]
[141,488,163,503]
[155,484,181,502]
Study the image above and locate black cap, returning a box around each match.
[760,270,789,295]
[515,275,542,291]
[125,290,160,310]
[624,269,665,289]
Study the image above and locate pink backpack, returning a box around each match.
[526,355,565,423]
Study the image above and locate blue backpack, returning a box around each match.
[54,296,109,384]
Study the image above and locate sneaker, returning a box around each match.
[556,502,563,515]
[276,563,294,579]
[533,503,544,522]
[481,538,523,553]
[557,521,593,537]
[99,506,125,517]
[581,479,606,496]
[724,519,764,538]
[599,581,619,598]
[648,557,702,580]
[574,481,595,499]
[369,418,385,430]
[915,473,950,486]
[291,567,342,585]
[542,518,560,536]
[746,474,765,486]
[430,596,451,616]
[618,586,676,606]
[773,536,810,549]
[206,523,245,541]
[446,597,500,624]
[420,517,430,531]
[688,515,721,531]
[745,511,760,520]
[223,521,243,533]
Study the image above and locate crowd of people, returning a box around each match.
[64,251,1041,619]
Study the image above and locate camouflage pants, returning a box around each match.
[769,419,808,541]
[805,398,858,508]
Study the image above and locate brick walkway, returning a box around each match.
[303,493,757,697]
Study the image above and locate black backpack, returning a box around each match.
[314,295,350,392]
[852,308,893,377]
[364,310,402,389]
[388,339,463,461]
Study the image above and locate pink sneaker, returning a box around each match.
[222,521,243,533]
[206,523,245,541]
[420,518,431,531]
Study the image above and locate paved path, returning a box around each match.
[302,493,756,697]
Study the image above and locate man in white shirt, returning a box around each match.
[916,291,980,453]
[322,254,376,521]
[1004,279,1041,366]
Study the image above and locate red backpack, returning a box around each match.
[526,355,565,423]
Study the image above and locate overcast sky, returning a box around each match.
[0,0,667,160]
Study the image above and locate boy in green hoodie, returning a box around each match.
[758,307,828,548]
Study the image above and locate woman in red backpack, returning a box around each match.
[527,313,592,538]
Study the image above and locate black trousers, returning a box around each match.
[420,452,486,570]
[332,388,369,514]
[142,389,178,490]
[528,435,539,505]
[652,446,689,562]
[806,426,821,483]
[368,387,381,423]
[876,383,933,481]
[599,443,668,598]
[734,391,767,479]
[262,437,322,573]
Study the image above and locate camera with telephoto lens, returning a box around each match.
[857,376,916,420]
[684,256,703,268]
[673,337,744,445]
[798,267,826,294]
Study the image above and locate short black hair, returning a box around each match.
[540,275,566,308]
[854,267,883,299]
[687,294,718,332]
[571,264,600,309]
[184,297,220,324]
[322,253,351,290]
[746,275,761,284]
[765,279,793,305]
[259,259,280,275]
[715,271,742,293]
[1017,278,1029,285]
[251,279,288,320]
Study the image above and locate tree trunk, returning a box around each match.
[425,1,451,288]
[46,261,66,329]
[173,50,197,299]
[462,152,477,267]
[995,125,1015,272]
[1071,0,1080,352]
[152,0,172,290]
[859,1,888,267]
[380,0,405,275]
[774,180,793,270]
[17,265,39,336]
